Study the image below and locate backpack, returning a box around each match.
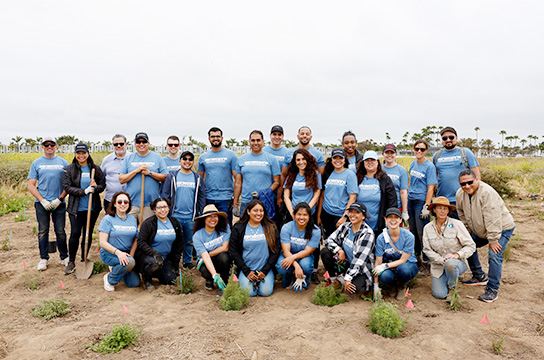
[433,147,470,169]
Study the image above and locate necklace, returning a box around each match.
[247,224,261,236]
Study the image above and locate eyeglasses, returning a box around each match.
[43,143,56,147]
[442,135,455,141]
[182,157,194,161]
[116,200,129,204]
[155,205,169,210]
[167,143,180,147]
[414,147,426,152]
[113,142,125,147]
[209,135,222,139]
[135,140,148,144]
[460,180,475,187]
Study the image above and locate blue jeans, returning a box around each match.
[407,199,430,259]
[35,202,68,260]
[275,254,313,289]
[379,262,419,286]
[238,271,275,297]
[100,248,140,287]
[431,259,468,299]
[467,227,514,293]
[206,199,232,226]
[177,218,195,265]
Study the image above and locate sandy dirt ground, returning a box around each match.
[1,200,543,359]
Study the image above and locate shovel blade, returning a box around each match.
[76,261,94,279]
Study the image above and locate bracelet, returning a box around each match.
[113,249,118,255]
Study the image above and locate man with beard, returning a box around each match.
[263,125,289,165]
[198,127,238,224]
[101,134,131,210]
[433,126,480,218]
[341,130,363,173]
[282,126,325,176]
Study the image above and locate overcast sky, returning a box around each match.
[1,1,543,147]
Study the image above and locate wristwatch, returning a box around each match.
[385,263,389,269]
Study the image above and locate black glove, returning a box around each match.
[153,253,164,266]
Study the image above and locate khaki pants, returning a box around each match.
[129,206,154,225]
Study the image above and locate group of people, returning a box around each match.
[27,125,515,303]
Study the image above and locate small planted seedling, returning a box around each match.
[174,270,194,294]
[503,234,521,263]
[24,272,39,291]
[92,260,109,274]
[31,296,71,320]
[447,282,463,311]
[492,337,504,355]
[88,323,141,354]
[312,283,348,307]
[220,274,250,311]
[369,301,407,338]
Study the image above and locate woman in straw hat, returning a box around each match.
[193,205,231,296]
[422,196,476,299]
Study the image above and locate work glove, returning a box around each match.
[213,273,226,290]
[50,198,62,211]
[84,186,95,194]
[196,258,204,271]
[153,253,164,266]
[420,204,430,220]
[402,211,409,222]
[40,199,52,210]
[292,277,307,292]
[372,263,388,277]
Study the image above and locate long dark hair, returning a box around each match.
[239,199,277,252]
[284,149,319,191]
[293,202,318,241]
[150,197,172,211]
[106,191,132,216]
[194,213,228,234]
[357,159,385,183]
[71,153,97,181]
[322,156,349,184]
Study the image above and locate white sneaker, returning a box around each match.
[37,259,48,271]
[103,273,115,292]
[60,257,69,267]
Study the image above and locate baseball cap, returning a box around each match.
[134,132,149,141]
[331,148,345,158]
[180,151,194,159]
[363,150,379,160]
[42,137,56,145]
[383,144,397,153]
[440,126,457,136]
[385,208,402,218]
[348,202,369,218]
[74,143,89,153]
[270,125,284,134]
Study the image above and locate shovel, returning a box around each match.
[138,173,145,229]
[76,168,95,279]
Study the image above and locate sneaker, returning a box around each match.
[37,259,48,271]
[479,289,498,303]
[183,263,195,270]
[64,261,76,275]
[462,275,488,286]
[60,257,69,267]
[143,280,155,291]
[216,289,224,297]
[103,273,115,292]
[205,279,214,290]
[310,272,320,284]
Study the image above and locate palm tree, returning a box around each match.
[499,130,506,153]
[513,135,519,148]
[481,139,494,153]
[474,127,480,144]
[11,136,23,151]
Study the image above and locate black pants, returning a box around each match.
[199,252,231,284]
[320,247,367,293]
[142,255,178,285]
[68,210,100,263]
[103,199,111,213]
[321,210,342,239]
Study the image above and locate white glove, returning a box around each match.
[402,211,409,222]
[50,198,62,210]
[372,263,388,277]
[292,277,306,292]
[84,186,95,194]
[420,204,430,219]
[373,283,381,301]
[40,199,51,210]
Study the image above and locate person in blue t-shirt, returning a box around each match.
[283,149,322,218]
[198,127,238,224]
[161,151,206,269]
[27,137,70,271]
[233,130,281,215]
[276,203,321,291]
[119,132,168,223]
[382,144,409,218]
[229,199,281,297]
[342,130,363,173]
[407,139,437,265]
[433,126,480,217]
[193,205,231,296]
[136,197,184,290]
[373,208,419,300]
[62,143,106,275]
[163,135,182,172]
[263,125,289,169]
[99,191,140,291]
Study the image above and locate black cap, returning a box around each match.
[180,151,194,159]
[348,202,368,216]
[74,143,89,153]
[385,208,401,218]
[331,148,345,158]
[270,125,284,134]
[440,126,457,136]
[134,132,149,141]
[383,144,397,153]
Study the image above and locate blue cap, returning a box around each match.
[363,150,378,160]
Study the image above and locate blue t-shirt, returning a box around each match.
[357,176,381,231]
[77,165,92,212]
[193,227,231,259]
[434,147,479,202]
[236,152,281,203]
[375,228,417,263]
[347,156,357,173]
[322,169,359,217]
[163,155,181,172]
[242,224,269,271]
[198,148,238,201]
[383,164,409,208]
[152,218,177,257]
[28,155,69,202]
[408,160,437,201]
[119,152,168,207]
[283,146,326,168]
[98,214,138,251]
[263,145,289,165]
[343,229,355,264]
[173,172,196,220]
[284,172,322,214]
[280,221,320,254]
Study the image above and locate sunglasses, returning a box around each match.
[460,180,475,187]
[116,200,129,204]
[135,140,148,144]
[442,135,455,141]
[43,143,56,147]
[113,142,125,147]
[414,147,427,152]
[182,157,194,161]
[167,143,180,147]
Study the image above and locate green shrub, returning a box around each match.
[24,272,39,291]
[92,260,109,274]
[31,297,71,320]
[88,323,141,354]
[174,270,194,294]
[369,301,407,338]
[312,283,348,307]
[220,275,250,311]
